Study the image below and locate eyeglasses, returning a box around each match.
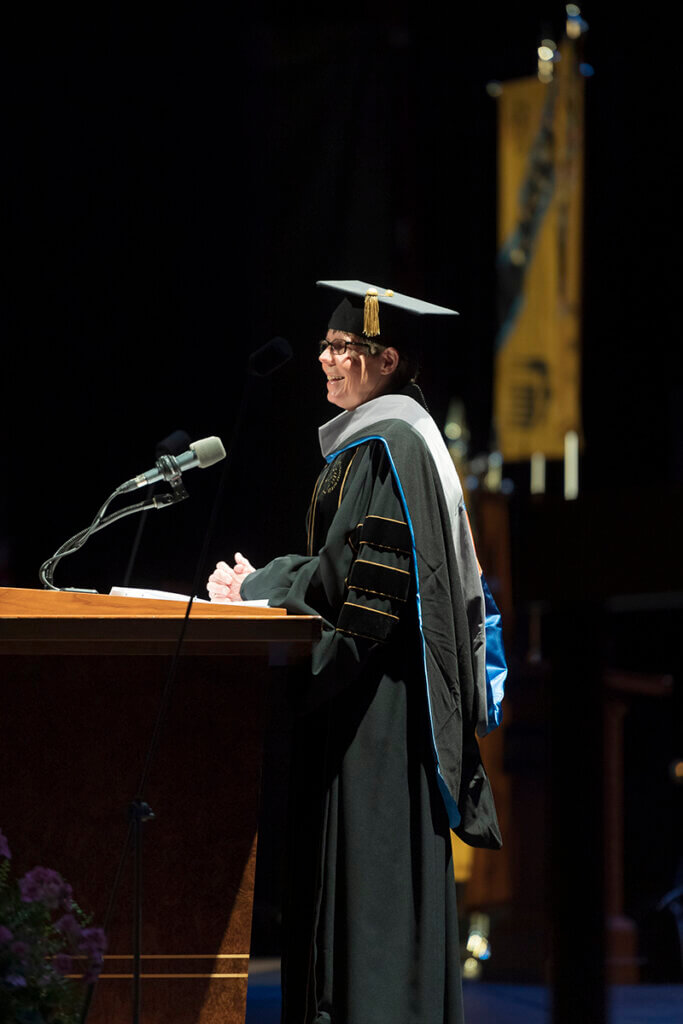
[318,338,371,357]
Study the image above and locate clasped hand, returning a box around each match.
[207,553,255,603]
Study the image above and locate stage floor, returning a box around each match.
[246,959,683,1024]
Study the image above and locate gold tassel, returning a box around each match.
[364,288,380,337]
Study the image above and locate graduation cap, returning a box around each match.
[317,279,459,343]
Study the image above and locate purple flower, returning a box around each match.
[0,828,11,859]
[55,912,82,945]
[4,973,27,988]
[53,953,73,976]
[0,925,13,945]
[79,926,107,957]
[78,927,107,983]
[19,866,73,910]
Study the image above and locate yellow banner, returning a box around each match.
[494,48,584,461]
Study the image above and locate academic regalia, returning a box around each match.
[241,376,503,1023]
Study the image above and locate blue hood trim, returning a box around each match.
[480,575,506,734]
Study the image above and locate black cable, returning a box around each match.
[39,490,183,590]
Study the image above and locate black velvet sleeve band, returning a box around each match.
[337,460,412,643]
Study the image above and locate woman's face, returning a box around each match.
[319,329,395,411]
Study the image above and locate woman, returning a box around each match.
[208,281,504,1024]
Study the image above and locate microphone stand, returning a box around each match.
[121,486,153,589]
[39,459,190,592]
[80,342,291,1024]
[130,798,154,1024]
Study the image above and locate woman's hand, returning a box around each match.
[207,553,256,603]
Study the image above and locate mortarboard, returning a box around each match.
[317,279,459,342]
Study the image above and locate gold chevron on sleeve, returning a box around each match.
[343,601,399,620]
[365,514,407,525]
[354,558,410,575]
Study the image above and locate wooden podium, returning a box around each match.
[0,587,321,1024]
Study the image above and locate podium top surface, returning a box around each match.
[0,588,321,657]
[0,587,286,619]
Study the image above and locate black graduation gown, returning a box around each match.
[242,435,472,1023]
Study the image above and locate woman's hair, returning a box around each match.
[365,338,420,391]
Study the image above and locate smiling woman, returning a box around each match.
[319,327,399,410]
[207,280,504,1024]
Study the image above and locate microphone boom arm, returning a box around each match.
[39,486,187,592]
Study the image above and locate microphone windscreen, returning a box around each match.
[248,336,293,377]
[156,429,192,457]
[190,436,226,468]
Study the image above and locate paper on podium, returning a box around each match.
[109,586,269,608]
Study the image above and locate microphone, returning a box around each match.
[119,436,226,494]
[248,336,292,377]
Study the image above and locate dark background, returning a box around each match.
[4,4,681,973]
